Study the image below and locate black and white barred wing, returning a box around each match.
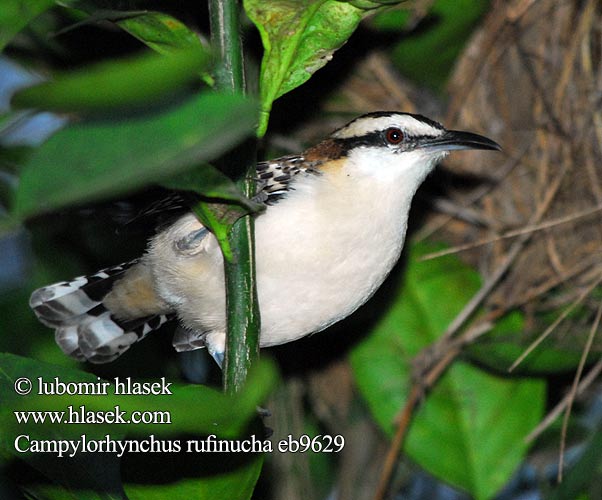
[256,155,320,202]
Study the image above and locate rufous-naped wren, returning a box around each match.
[30,112,500,366]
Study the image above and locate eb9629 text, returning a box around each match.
[278,434,344,453]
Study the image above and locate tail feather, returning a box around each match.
[78,311,173,363]
[55,325,84,360]
[30,260,175,364]
[30,263,133,327]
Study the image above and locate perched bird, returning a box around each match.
[30,112,500,366]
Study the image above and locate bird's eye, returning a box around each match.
[385,127,404,145]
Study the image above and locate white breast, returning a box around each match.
[254,169,411,345]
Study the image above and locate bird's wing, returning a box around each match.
[255,155,321,203]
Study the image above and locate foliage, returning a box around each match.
[1,353,276,438]
[371,0,491,91]
[245,0,365,136]
[350,242,545,499]
[0,0,55,50]
[547,424,602,500]
[14,91,257,219]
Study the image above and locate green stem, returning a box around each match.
[209,0,244,91]
[209,0,260,393]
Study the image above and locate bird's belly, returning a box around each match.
[165,224,403,347]
[254,202,405,346]
[255,251,397,346]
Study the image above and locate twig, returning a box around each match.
[526,357,602,443]
[446,1,519,123]
[553,0,596,106]
[416,144,528,242]
[508,255,602,310]
[373,321,493,500]
[421,203,602,261]
[558,301,602,482]
[508,272,602,372]
[427,197,497,228]
[440,159,566,343]
[373,349,459,500]
[367,53,416,111]
[373,385,421,500]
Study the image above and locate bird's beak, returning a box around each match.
[421,130,502,153]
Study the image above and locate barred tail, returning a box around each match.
[29,261,174,363]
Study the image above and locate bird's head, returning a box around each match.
[306,112,501,184]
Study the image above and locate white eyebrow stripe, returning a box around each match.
[332,114,445,139]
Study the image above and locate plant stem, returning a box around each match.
[209,0,260,394]
[209,0,245,91]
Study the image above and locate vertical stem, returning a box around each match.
[209,0,260,393]
[209,0,244,91]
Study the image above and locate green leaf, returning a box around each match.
[125,453,263,500]
[466,305,587,375]
[52,6,212,82]
[46,2,207,56]
[350,242,545,500]
[11,48,211,113]
[13,91,258,218]
[244,0,376,136]
[116,11,207,55]
[164,166,265,263]
[163,167,264,215]
[381,0,490,90]
[0,0,55,51]
[467,337,585,375]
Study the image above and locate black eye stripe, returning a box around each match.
[333,131,387,151]
[333,131,441,155]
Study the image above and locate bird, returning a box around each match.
[29,111,500,367]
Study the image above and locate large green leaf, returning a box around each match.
[350,242,545,500]
[467,337,584,375]
[466,296,587,375]
[244,0,403,136]
[38,1,207,56]
[0,0,55,51]
[11,48,210,113]
[113,10,214,84]
[64,5,210,65]
[13,92,257,218]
